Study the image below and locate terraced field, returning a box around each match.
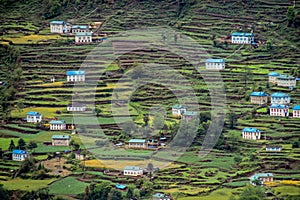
[0,0,299,199]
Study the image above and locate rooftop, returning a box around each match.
[231,32,254,37]
[75,32,92,36]
[27,111,41,116]
[124,166,142,171]
[52,135,70,139]
[12,149,27,154]
[269,104,289,109]
[242,127,261,133]
[50,20,65,24]
[66,70,85,76]
[128,139,146,143]
[115,184,126,189]
[72,25,89,29]
[205,58,225,63]
[50,120,65,125]
[277,74,295,80]
[250,91,268,97]
[250,173,273,181]
[172,104,186,109]
[293,105,300,110]
[271,92,289,98]
[268,71,280,76]
[183,111,198,116]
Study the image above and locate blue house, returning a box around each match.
[231,32,254,44]
[269,104,289,117]
[50,21,66,33]
[270,92,290,105]
[277,74,296,88]
[12,150,28,161]
[26,111,42,123]
[205,59,225,70]
[250,92,268,104]
[66,70,85,82]
[293,105,300,118]
[268,71,280,84]
[250,173,273,185]
[242,127,261,140]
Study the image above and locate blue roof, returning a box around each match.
[172,104,186,109]
[66,70,85,76]
[153,193,169,198]
[242,127,261,133]
[250,173,273,181]
[206,59,225,63]
[231,32,254,37]
[250,92,268,97]
[52,135,70,139]
[296,78,300,81]
[128,139,146,143]
[27,111,41,116]
[293,105,300,110]
[115,184,126,189]
[271,92,289,98]
[72,25,89,29]
[183,111,198,116]
[50,21,65,24]
[268,72,280,76]
[269,104,289,109]
[124,166,142,171]
[50,120,65,125]
[277,74,295,80]
[75,32,92,36]
[13,150,27,154]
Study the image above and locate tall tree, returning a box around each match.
[0,44,22,122]
[17,138,26,150]
[8,139,15,151]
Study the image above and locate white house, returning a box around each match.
[67,103,86,112]
[277,75,296,88]
[52,135,70,146]
[269,104,289,117]
[75,32,92,44]
[242,127,261,140]
[172,104,186,117]
[72,25,89,33]
[231,32,254,44]
[12,150,28,161]
[266,145,282,152]
[152,193,171,200]
[268,72,280,84]
[128,139,148,149]
[205,59,225,70]
[49,120,66,130]
[250,173,273,185]
[66,70,85,82]
[270,93,291,105]
[50,21,66,33]
[292,105,300,118]
[250,92,268,105]
[26,111,42,123]
[123,166,143,176]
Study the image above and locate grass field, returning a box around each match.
[48,176,89,195]
[0,178,56,191]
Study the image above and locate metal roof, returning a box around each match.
[50,21,65,24]
[271,92,289,98]
[52,135,70,139]
[27,111,41,116]
[172,104,186,109]
[75,32,92,36]
[124,166,142,171]
[12,150,27,154]
[268,71,279,76]
[269,104,289,109]
[72,25,89,29]
[231,32,254,36]
[250,92,268,97]
[242,127,261,133]
[293,105,300,110]
[128,139,146,143]
[50,120,65,125]
[66,70,85,76]
[205,59,225,63]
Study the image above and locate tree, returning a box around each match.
[266,41,272,51]
[27,141,37,152]
[108,188,122,200]
[0,184,9,200]
[133,189,140,199]
[292,141,299,148]
[17,138,26,150]
[238,184,266,200]
[126,185,135,199]
[141,180,153,195]
[143,114,149,126]
[287,6,296,27]
[153,113,164,130]
[8,139,15,151]
[229,112,238,129]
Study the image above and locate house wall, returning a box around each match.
[67,75,85,82]
[72,28,89,33]
[250,96,268,104]
[277,79,296,87]
[50,24,64,33]
[75,36,92,43]
[172,108,186,117]
[262,177,273,182]
[271,97,290,104]
[123,169,143,176]
[269,76,278,84]
[293,110,300,118]
[242,131,261,140]
[128,142,147,149]
[50,124,66,130]
[67,106,86,112]
[52,139,70,146]
[12,153,28,161]
[205,62,225,70]
[231,36,253,44]
[270,108,289,117]
[27,115,42,123]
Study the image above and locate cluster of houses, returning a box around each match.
[268,72,297,90]
[250,173,273,186]
[171,104,198,122]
